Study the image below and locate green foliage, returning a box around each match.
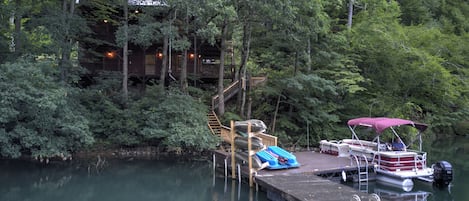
[397,0,433,25]
[347,3,469,129]
[313,32,366,95]
[80,80,218,150]
[2,0,469,153]
[250,71,340,146]
[0,59,93,158]
[135,87,218,150]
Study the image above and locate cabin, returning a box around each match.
[77,0,233,84]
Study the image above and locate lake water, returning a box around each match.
[0,134,467,201]
[0,157,267,201]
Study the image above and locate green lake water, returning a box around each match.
[0,158,267,201]
[0,134,467,201]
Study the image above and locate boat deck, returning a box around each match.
[212,150,382,201]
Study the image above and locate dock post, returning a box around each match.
[212,154,216,187]
[212,153,216,172]
[237,176,241,199]
[248,122,253,187]
[230,120,236,179]
[224,158,227,178]
[237,164,241,183]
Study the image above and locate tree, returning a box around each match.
[8,0,94,84]
[345,0,469,129]
[251,71,340,146]
[137,87,218,150]
[122,0,129,102]
[0,59,93,158]
[0,0,14,63]
[195,0,236,115]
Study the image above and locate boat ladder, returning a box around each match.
[351,154,369,193]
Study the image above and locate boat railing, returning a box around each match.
[417,152,427,169]
[408,149,427,169]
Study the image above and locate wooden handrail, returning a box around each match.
[210,76,267,110]
[250,76,267,87]
[211,80,240,110]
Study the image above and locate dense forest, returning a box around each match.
[1,0,468,159]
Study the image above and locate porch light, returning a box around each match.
[103,19,108,23]
[157,52,163,59]
[105,51,115,59]
[189,53,195,59]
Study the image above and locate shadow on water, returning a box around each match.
[0,158,267,201]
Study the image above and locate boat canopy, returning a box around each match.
[347,117,427,134]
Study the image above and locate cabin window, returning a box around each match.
[145,54,156,75]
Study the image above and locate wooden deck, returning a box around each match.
[256,174,370,201]
[212,150,382,201]
[257,151,356,176]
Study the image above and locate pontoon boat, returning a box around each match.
[321,117,452,188]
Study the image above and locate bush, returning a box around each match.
[0,59,93,158]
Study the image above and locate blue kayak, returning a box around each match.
[256,146,300,169]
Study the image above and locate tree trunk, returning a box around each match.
[159,36,169,88]
[122,0,129,102]
[217,18,228,115]
[13,0,22,56]
[247,97,252,119]
[231,43,235,82]
[347,0,354,30]
[271,95,281,135]
[307,38,311,72]
[181,48,188,92]
[180,10,189,93]
[59,0,75,83]
[294,51,298,75]
[193,35,197,87]
[238,21,251,118]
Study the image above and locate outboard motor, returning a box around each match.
[433,161,453,187]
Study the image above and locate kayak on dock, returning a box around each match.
[256,146,300,169]
[234,119,267,133]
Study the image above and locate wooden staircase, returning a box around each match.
[207,110,222,137]
[210,77,267,109]
[207,77,269,144]
[211,80,240,110]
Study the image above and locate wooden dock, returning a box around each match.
[213,150,382,201]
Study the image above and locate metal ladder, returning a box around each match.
[351,154,369,193]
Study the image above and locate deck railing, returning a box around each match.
[211,80,240,110]
[211,76,267,111]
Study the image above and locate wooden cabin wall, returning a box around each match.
[97,48,226,80]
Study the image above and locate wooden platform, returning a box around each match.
[256,174,370,201]
[257,151,356,176]
[212,150,382,201]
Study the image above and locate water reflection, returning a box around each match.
[1,135,466,201]
[0,159,267,201]
[370,181,455,201]
[373,182,431,201]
